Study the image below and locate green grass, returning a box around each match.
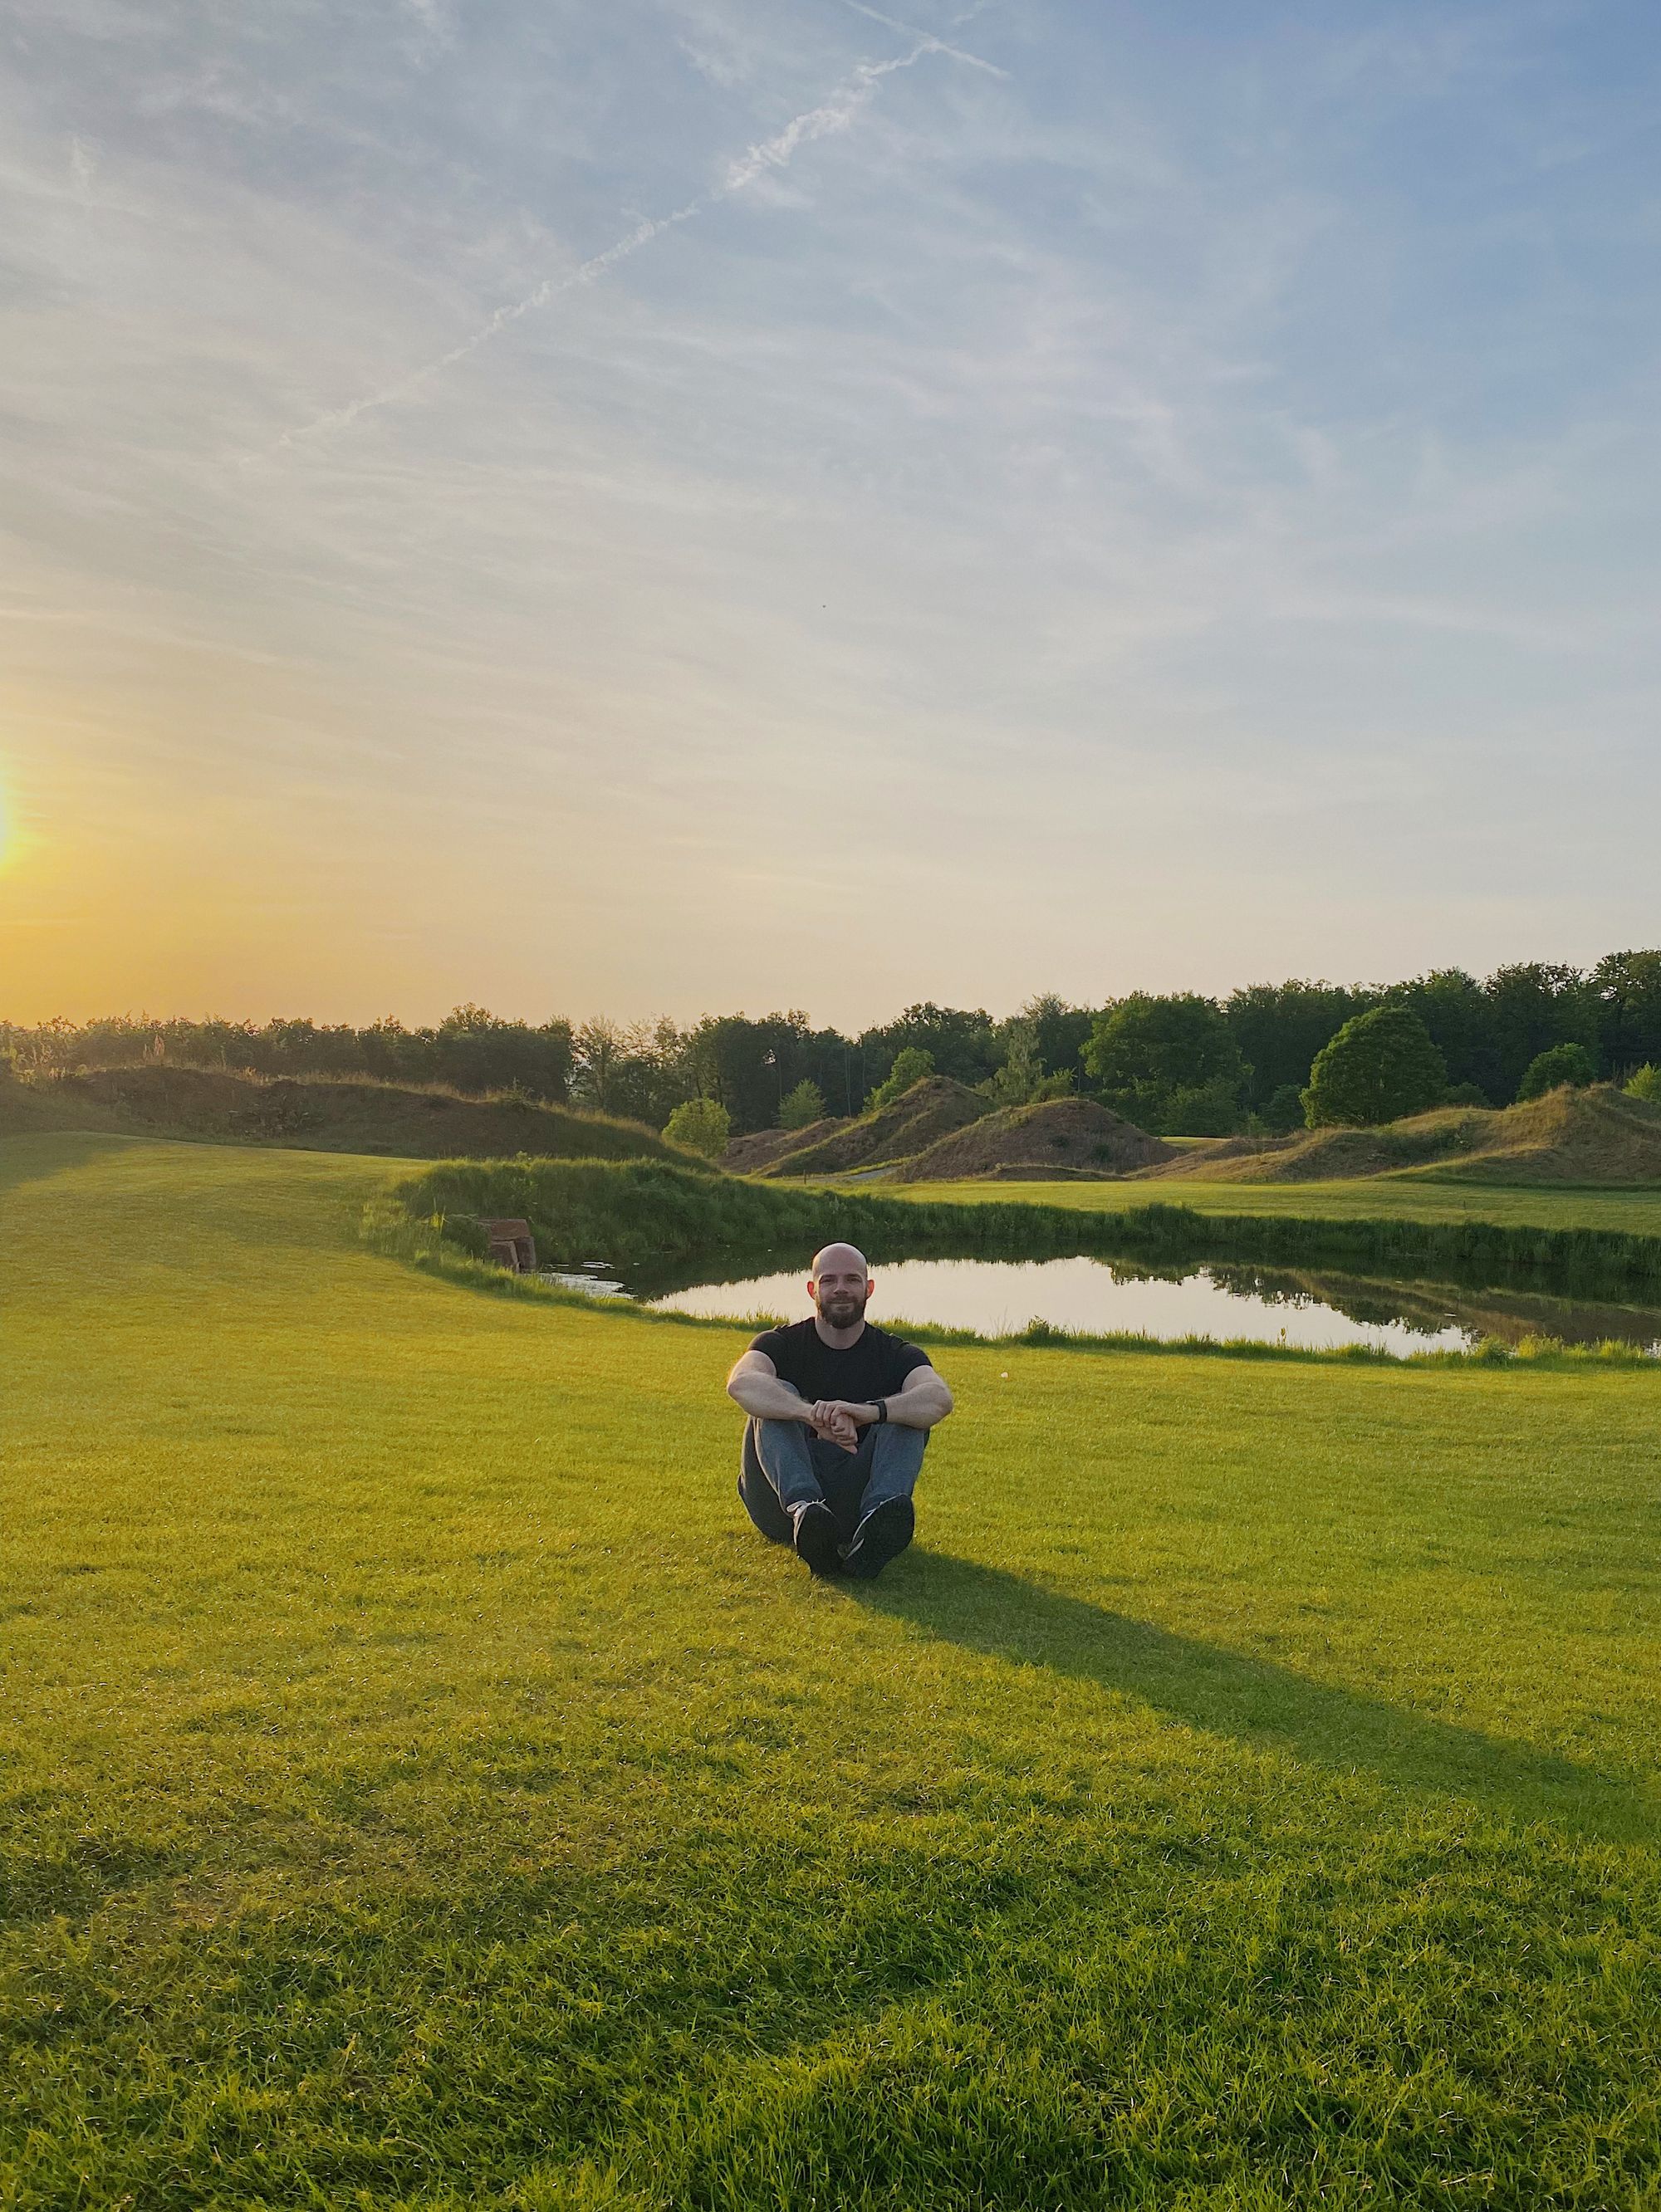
[386,1156,1661,1315]
[885,1172,1661,1235]
[5,1133,1661,2208]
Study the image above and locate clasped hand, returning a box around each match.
[807,1398,874,1452]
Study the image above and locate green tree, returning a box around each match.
[1261,1083,1306,1133]
[1083,994,1246,1133]
[982,1020,1042,1107]
[1482,963,1599,1101]
[1516,1042,1596,1101]
[1625,1064,1661,1103]
[1224,981,1377,1109]
[664,1097,730,1158]
[865,1046,934,1110]
[859,1004,995,1091]
[1303,1007,1447,1128]
[778,1079,826,1130]
[1389,970,1499,1100]
[1163,1076,1246,1136]
[1592,950,1661,1076]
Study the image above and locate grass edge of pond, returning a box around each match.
[364,1168,1661,1372]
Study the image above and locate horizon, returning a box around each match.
[6,940,1647,1050]
[4,1,1659,1025]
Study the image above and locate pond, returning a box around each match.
[541,1253,1661,1356]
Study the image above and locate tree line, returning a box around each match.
[7,951,1661,1138]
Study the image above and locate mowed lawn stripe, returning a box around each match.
[2,1135,1659,2209]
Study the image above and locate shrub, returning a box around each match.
[1031,1068,1075,1101]
[1442,1082,1492,1108]
[1516,1042,1597,1101]
[1161,1076,1245,1136]
[1302,1008,1447,1128]
[865,1047,933,1111]
[1262,1084,1306,1133]
[379,1157,1661,1298]
[1625,1064,1661,1103]
[777,1079,826,1131]
[664,1098,731,1159]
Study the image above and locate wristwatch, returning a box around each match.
[871,1398,889,1424]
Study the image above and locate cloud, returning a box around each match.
[275,29,993,448]
[836,2,1009,81]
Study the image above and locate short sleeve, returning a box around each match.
[748,1329,784,1360]
[887,1341,932,1389]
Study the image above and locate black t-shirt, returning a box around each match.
[748,1318,931,1407]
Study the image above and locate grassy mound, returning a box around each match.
[722,1117,849,1173]
[892,1096,1175,1182]
[7,1133,1661,2206]
[752,1075,990,1178]
[1146,1084,1661,1187]
[0,1061,687,1163]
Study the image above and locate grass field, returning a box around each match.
[5,1133,1661,2208]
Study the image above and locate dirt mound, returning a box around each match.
[1139,1084,1661,1187]
[755,1076,991,1178]
[892,1096,1175,1182]
[723,1118,849,1173]
[0,1063,691,1164]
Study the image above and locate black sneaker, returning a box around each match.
[842,1496,915,1580]
[791,1500,844,1578]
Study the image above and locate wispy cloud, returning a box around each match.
[276,31,991,448]
[837,2,1009,80]
[7,0,1661,1022]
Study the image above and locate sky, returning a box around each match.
[2,0,1658,1030]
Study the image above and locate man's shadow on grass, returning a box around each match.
[853,1551,1656,1845]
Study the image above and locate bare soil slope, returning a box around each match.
[1139,1084,1661,1187]
[893,1097,1175,1182]
[0,1064,687,1163]
[754,1076,990,1178]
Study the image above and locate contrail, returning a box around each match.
[276,28,995,448]
[836,1,1008,77]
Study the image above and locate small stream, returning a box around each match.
[540,1253,1661,1356]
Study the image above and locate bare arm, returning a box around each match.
[821,1363,954,1436]
[726,1348,816,1423]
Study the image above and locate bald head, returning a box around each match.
[811,1241,869,1281]
[808,1242,873,1334]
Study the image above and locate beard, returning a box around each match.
[816,1289,869,1327]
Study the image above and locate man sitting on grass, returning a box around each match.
[726,1242,954,1579]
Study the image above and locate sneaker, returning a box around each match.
[842,1495,914,1581]
[790,1500,844,1578]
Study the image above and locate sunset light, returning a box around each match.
[7,12,1661,2199]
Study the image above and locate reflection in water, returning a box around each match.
[541,1251,1661,1355]
[645,1255,1466,1354]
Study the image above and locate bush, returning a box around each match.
[1160,1076,1245,1136]
[865,1047,933,1111]
[1625,1064,1661,1103]
[664,1098,731,1159]
[1031,1069,1075,1102]
[380,1157,1661,1298]
[1516,1042,1596,1101]
[1442,1082,1492,1108]
[778,1079,826,1131]
[1262,1084,1306,1133]
[1303,1008,1447,1128]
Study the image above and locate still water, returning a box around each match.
[543,1255,1661,1356]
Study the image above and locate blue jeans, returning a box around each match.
[739,1410,928,1547]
